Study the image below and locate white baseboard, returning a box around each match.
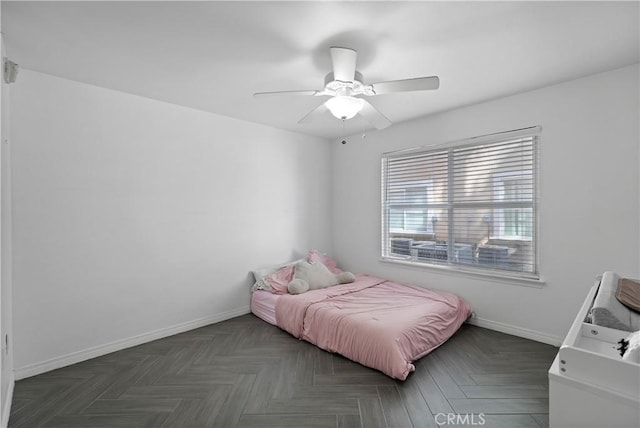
[1,374,14,428]
[467,315,563,347]
[14,306,251,380]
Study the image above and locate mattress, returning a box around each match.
[250,290,280,325]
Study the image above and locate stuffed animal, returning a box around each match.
[617,330,640,363]
[287,260,355,294]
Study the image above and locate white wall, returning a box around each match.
[1,71,12,428]
[11,69,332,377]
[332,64,640,344]
[0,3,15,424]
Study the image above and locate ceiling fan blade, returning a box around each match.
[298,102,329,124]
[370,76,440,95]
[359,99,392,130]
[330,46,357,82]
[253,89,320,98]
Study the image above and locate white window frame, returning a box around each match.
[381,127,540,281]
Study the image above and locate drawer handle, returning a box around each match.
[590,329,598,335]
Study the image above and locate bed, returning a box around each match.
[251,266,471,380]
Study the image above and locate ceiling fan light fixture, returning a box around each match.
[325,96,364,120]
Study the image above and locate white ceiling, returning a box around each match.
[2,1,639,140]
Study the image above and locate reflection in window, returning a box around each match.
[492,172,533,239]
[388,183,434,234]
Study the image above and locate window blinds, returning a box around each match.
[382,129,539,279]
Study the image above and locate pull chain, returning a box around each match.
[361,114,366,140]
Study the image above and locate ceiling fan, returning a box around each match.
[253,46,439,130]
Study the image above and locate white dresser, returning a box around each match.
[549,281,640,428]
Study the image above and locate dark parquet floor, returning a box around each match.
[9,314,557,428]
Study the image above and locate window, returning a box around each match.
[381,128,539,279]
[492,172,533,239]
[388,181,434,234]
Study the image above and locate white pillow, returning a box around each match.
[251,279,270,292]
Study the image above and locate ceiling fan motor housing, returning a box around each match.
[324,71,370,96]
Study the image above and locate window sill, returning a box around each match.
[379,256,545,288]
[489,235,532,242]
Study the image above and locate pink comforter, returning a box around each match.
[275,274,472,380]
